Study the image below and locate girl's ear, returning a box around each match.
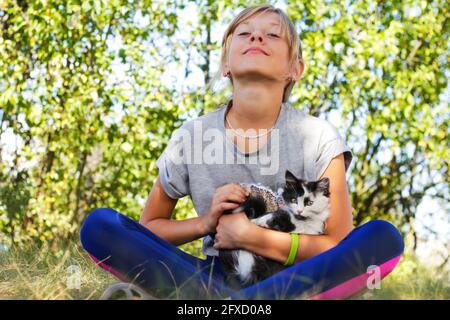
[222,64,232,78]
[283,60,305,102]
[221,55,228,76]
[221,64,228,76]
[292,59,305,81]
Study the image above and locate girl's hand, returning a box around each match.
[213,212,252,250]
[201,183,249,235]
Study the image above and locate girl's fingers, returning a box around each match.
[218,202,240,212]
[226,192,246,204]
[214,184,249,205]
[236,185,250,197]
[217,190,245,204]
[233,188,248,198]
[224,183,244,195]
[228,185,248,199]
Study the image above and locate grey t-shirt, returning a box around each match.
[156,99,353,257]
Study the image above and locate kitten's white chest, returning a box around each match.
[235,251,255,283]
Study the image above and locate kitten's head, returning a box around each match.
[282,170,330,220]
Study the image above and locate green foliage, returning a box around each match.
[288,0,449,235]
[0,0,188,246]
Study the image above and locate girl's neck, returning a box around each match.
[226,83,284,132]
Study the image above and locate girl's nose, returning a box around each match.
[250,35,263,42]
[250,30,264,42]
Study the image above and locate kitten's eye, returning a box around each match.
[304,198,313,206]
[291,198,296,203]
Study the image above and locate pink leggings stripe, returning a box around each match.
[88,254,129,282]
[309,255,402,300]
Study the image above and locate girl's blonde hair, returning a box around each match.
[207,4,304,104]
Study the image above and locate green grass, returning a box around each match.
[0,242,448,300]
[0,243,117,299]
[360,253,450,300]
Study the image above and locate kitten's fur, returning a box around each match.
[218,170,330,289]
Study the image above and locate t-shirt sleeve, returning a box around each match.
[155,127,190,199]
[315,120,353,180]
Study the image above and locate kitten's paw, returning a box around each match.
[250,214,271,227]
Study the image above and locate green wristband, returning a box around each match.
[284,233,299,266]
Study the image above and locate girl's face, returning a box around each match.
[226,12,292,84]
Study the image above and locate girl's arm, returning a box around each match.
[139,176,207,246]
[140,177,245,247]
[214,153,354,263]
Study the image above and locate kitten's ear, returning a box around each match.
[316,177,330,193]
[285,170,298,185]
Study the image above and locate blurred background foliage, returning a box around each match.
[0,0,448,266]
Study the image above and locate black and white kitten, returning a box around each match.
[218,170,330,288]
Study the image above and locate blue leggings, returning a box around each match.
[80,208,404,300]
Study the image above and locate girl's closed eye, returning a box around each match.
[237,32,279,37]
